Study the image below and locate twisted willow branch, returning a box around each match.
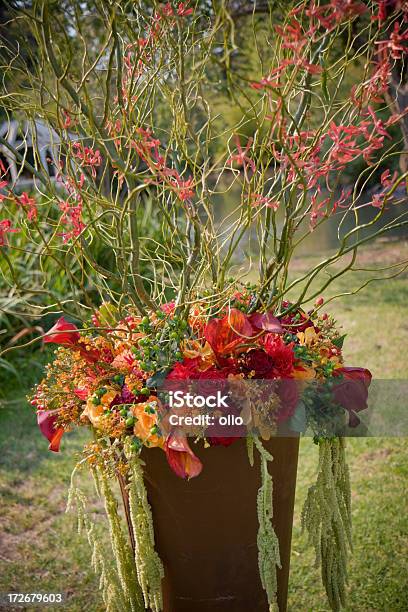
[301,438,352,612]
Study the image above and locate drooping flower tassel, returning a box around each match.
[125,440,164,612]
[254,437,281,612]
[94,465,144,612]
[301,437,352,612]
[67,467,130,612]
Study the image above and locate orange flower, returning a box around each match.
[293,365,316,380]
[100,389,117,406]
[297,326,319,347]
[82,400,104,428]
[181,339,215,368]
[131,397,164,448]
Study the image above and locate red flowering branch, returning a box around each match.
[1,0,408,340]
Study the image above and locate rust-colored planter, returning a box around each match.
[142,437,299,612]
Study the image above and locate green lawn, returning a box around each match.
[0,240,407,611]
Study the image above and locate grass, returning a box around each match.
[0,239,407,611]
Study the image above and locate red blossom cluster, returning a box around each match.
[16,192,38,221]
[377,20,408,59]
[72,142,102,178]
[58,199,85,243]
[352,57,392,107]
[118,2,193,110]
[55,166,85,242]
[132,127,195,202]
[302,0,367,29]
[251,1,367,92]
[0,218,19,246]
[250,193,279,210]
[0,161,40,243]
[248,0,407,225]
[267,104,398,225]
[227,136,256,173]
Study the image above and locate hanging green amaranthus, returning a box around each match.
[254,438,281,612]
[125,441,164,612]
[67,467,136,612]
[301,437,352,612]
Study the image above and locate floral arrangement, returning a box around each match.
[32,291,371,611]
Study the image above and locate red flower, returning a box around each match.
[204,308,255,358]
[279,302,314,332]
[240,350,276,378]
[166,357,203,380]
[73,388,89,401]
[161,301,175,314]
[177,2,193,16]
[260,334,295,378]
[226,135,256,173]
[333,366,372,426]
[43,317,80,346]
[16,192,38,222]
[0,219,19,246]
[164,432,202,479]
[37,410,64,452]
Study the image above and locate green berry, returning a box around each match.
[140,387,150,396]
[125,416,135,427]
[170,331,178,340]
[131,437,142,451]
[92,396,100,405]
[120,408,127,417]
